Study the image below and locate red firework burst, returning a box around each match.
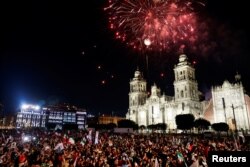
[105,0,205,52]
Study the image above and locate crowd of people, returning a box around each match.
[0,128,249,167]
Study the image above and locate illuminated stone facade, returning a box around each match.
[126,54,203,129]
[210,79,250,130]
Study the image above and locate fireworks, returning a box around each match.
[105,0,205,52]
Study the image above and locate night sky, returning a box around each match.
[0,0,249,116]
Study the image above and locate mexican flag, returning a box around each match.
[176,152,188,167]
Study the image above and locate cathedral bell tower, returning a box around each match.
[127,68,147,124]
[173,54,200,116]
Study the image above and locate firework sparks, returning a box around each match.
[105,0,205,52]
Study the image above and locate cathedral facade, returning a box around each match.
[126,54,250,130]
[126,54,203,129]
[210,79,250,130]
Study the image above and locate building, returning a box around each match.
[16,103,87,129]
[127,54,203,129]
[98,115,125,125]
[44,104,87,130]
[204,75,250,130]
[16,104,46,128]
[0,115,15,129]
[126,54,250,131]
[86,114,98,127]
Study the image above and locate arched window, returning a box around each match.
[181,90,184,98]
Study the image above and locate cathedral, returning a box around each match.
[126,54,250,131]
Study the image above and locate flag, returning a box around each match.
[68,137,75,145]
[54,142,64,153]
[95,131,99,144]
[154,158,159,167]
[1,133,5,140]
[177,152,188,167]
[186,142,193,152]
[177,138,181,145]
[238,132,245,144]
[73,157,78,167]
[87,129,92,142]
[177,152,184,161]
[80,137,86,146]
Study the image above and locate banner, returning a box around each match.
[95,131,99,144]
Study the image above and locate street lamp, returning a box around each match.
[231,104,238,134]
[231,104,245,137]
[152,109,154,125]
[222,98,227,123]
